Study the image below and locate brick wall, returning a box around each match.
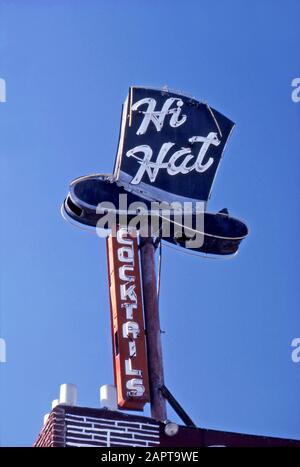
[34,408,65,447]
[65,412,159,447]
[34,406,161,447]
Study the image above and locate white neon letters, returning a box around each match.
[131,97,187,134]
[117,228,146,397]
[126,132,220,185]
[128,94,221,186]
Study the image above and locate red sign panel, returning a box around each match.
[107,227,150,410]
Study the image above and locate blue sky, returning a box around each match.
[0,0,299,446]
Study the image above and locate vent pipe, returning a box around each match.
[43,413,50,426]
[59,383,77,406]
[51,399,59,410]
[100,385,117,410]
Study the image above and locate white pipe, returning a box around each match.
[100,385,117,410]
[52,399,59,410]
[43,413,50,426]
[59,383,77,406]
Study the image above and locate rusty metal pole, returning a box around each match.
[139,236,167,422]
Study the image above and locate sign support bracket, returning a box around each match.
[159,384,196,428]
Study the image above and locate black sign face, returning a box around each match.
[114,87,235,203]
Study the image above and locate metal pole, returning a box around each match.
[139,236,167,422]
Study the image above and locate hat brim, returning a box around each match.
[62,174,248,256]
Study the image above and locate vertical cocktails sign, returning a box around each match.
[107,227,150,410]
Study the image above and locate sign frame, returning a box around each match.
[106,226,150,410]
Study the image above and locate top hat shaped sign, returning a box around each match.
[62,86,248,255]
